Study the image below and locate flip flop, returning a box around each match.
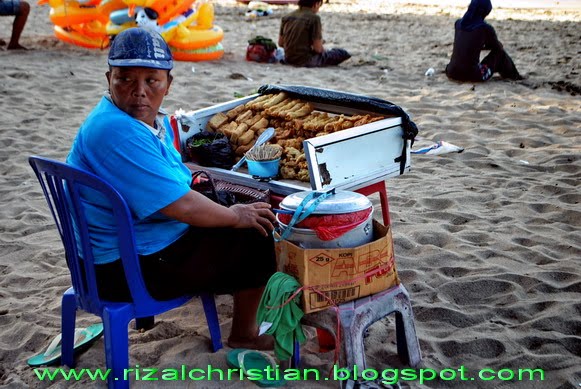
[226,348,286,387]
[27,323,104,367]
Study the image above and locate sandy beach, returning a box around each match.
[0,0,579,387]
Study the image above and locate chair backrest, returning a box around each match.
[29,156,162,315]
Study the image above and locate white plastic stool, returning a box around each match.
[294,283,421,370]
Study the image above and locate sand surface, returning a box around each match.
[0,0,579,388]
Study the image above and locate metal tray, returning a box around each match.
[177,95,411,196]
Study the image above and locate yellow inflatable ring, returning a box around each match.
[171,43,224,62]
[98,0,126,17]
[169,25,223,51]
[74,20,107,39]
[54,25,110,49]
[49,5,108,27]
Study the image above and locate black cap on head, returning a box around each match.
[108,28,173,70]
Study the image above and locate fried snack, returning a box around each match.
[230,123,249,144]
[235,143,254,156]
[280,166,297,180]
[207,112,228,131]
[237,129,255,146]
[217,121,238,138]
[267,99,300,118]
[297,168,310,182]
[234,109,253,124]
[264,98,296,117]
[283,146,302,160]
[353,114,384,127]
[367,116,385,124]
[243,94,271,110]
[246,93,277,110]
[303,114,334,132]
[324,115,345,132]
[284,102,314,120]
[250,117,269,132]
[244,113,263,128]
[341,121,354,130]
[275,128,293,140]
[260,93,288,109]
[277,138,303,150]
[226,105,247,120]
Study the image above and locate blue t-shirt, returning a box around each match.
[67,96,192,264]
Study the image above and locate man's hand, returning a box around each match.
[230,202,276,236]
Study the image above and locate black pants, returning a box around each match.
[95,227,276,302]
[305,48,351,67]
[481,48,521,80]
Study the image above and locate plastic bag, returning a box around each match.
[277,208,372,241]
[246,36,277,63]
[186,131,234,169]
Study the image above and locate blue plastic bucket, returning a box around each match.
[247,158,280,178]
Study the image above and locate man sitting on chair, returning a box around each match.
[66,28,276,350]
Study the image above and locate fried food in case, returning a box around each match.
[206,93,387,182]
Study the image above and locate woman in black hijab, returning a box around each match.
[446,0,522,82]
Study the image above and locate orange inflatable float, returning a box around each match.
[171,43,224,62]
[40,0,224,62]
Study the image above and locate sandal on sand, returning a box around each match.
[226,348,286,387]
[27,323,104,367]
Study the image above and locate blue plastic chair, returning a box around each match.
[29,156,223,388]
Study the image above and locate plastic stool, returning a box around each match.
[294,283,421,369]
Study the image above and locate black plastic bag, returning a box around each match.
[186,131,234,169]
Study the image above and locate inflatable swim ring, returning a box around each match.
[74,20,107,38]
[169,24,223,50]
[98,0,127,17]
[49,4,109,27]
[54,25,110,49]
[170,42,224,62]
[189,1,213,30]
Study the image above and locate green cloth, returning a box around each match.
[256,272,306,361]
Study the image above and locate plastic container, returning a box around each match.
[247,158,280,178]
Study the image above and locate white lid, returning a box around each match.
[280,190,372,215]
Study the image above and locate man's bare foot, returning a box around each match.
[7,44,28,50]
[227,334,274,350]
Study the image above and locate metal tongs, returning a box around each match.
[231,127,275,171]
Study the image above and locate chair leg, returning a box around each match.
[61,287,77,368]
[103,305,133,389]
[291,339,300,368]
[200,293,223,352]
[394,286,422,367]
[341,307,368,370]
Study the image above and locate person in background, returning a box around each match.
[278,0,350,67]
[445,0,522,82]
[0,0,30,50]
[67,28,276,350]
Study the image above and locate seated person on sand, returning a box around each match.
[278,0,350,67]
[66,28,276,350]
[445,0,522,82]
[0,0,30,50]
